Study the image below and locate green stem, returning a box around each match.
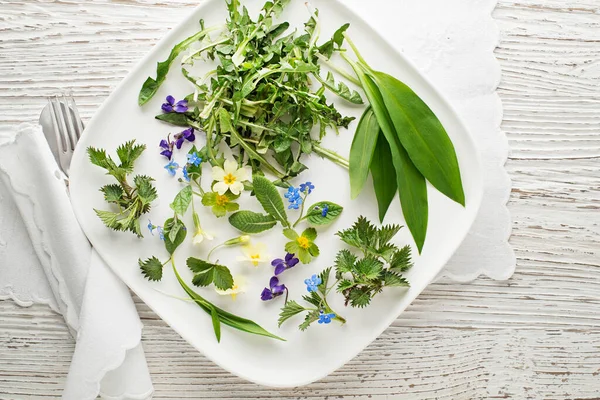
[313,143,350,169]
[207,243,225,261]
[315,53,361,86]
[292,192,308,228]
[321,296,346,324]
[342,32,367,65]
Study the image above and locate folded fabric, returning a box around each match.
[0,123,153,400]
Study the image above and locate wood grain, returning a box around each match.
[1,0,599,398]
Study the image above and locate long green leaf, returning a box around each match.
[367,69,465,206]
[370,133,397,223]
[210,306,221,343]
[354,68,428,253]
[172,263,285,341]
[349,107,379,199]
[228,211,277,233]
[252,175,289,227]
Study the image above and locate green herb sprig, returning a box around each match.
[88,141,157,237]
[334,216,413,308]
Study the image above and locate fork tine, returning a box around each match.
[68,95,84,139]
[48,97,67,154]
[52,95,72,150]
[62,93,78,149]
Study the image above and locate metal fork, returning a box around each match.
[44,94,84,176]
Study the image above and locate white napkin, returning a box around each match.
[0,123,153,400]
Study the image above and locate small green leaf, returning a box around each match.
[155,112,190,127]
[228,211,277,233]
[252,175,288,225]
[301,227,317,241]
[389,245,413,272]
[335,249,356,274]
[100,184,123,203]
[382,270,409,287]
[164,218,187,255]
[306,201,343,225]
[170,186,193,216]
[213,265,234,291]
[187,257,234,290]
[348,287,372,308]
[218,107,234,134]
[284,240,300,256]
[278,300,306,327]
[210,306,221,343]
[308,243,320,257]
[299,310,320,331]
[139,257,163,281]
[355,257,384,280]
[282,228,298,240]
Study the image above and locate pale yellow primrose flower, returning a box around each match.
[212,160,249,195]
[237,242,270,267]
[215,275,246,300]
[192,226,214,245]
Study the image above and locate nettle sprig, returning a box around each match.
[334,216,413,308]
[88,141,157,237]
[278,267,345,331]
[228,175,343,264]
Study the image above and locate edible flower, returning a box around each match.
[260,276,287,301]
[182,166,190,182]
[202,191,240,218]
[147,220,155,235]
[299,181,315,195]
[284,227,319,264]
[174,128,195,149]
[156,226,165,241]
[162,95,188,113]
[237,242,269,267]
[192,224,214,245]
[284,186,303,210]
[321,204,329,217]
[187,152,202,166]
[159,139,174,160]
[216,275,246,300]
[304,274,322,293]
[164,160,179,176]
[212,159,249,195]
[271,253,299,275]
[318,310,336,324]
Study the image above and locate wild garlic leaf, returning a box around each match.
[370,134,397,222]
[210,306,221,343]
[349,107,379,199]
[139,257,164,282]
[278,300,306,327]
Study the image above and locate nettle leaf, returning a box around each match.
[278,300,306,327]
[376,224,402,248]
[390,245,413,272]
[348,287,372,308]
[337,279,355,292]
[355,257,384,280]
[139,257,164,282]
[100,184,123,203]
[382,270,409,287]
[187,257,234,290]
[134,175,158,204]
[299,310,320,331]
[94,209,119,231]
[306,201,343,225]
[252,175,288,225]
[170,185,193,216]
[335,249,357,274]
[117,140,145,171]
[229,211,277,233]
[302,291,322,308]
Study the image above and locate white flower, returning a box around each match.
[215,276,246,300]
[211,160,249,195]
[192,226,214,245]
[236,242,270,267]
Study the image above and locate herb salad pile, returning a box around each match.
[89,0,466,342]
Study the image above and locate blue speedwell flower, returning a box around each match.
[147,220,155,235]
[321,204,329,217]
[284,186,303,210]
[261,276,287,301]
[187,152,202,166]
[157,226,165,241]
[182,166,190,182]
[299,181,315,194]
[318,310,336,324]
[162,95,188,113]
[271,253,299,276]
[164,160,179,176]
[304,274,322,293]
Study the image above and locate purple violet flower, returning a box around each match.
[299,181,315,194]
[318,310,336,324]
[261,276,287,301]
[271,253,299,276]
[174,128,195,149]
[162,95,188,113]
[159,139,174,160]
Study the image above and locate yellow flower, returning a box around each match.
[237,242,269,267]
[297,236,310,249]
[211,159,249,195]
[215,276,246,300]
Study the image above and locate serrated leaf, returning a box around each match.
[213,265,234,290]
[348,287,372,308]
[390,245,413,272]
[382,270,409,287]
[337,279,355,292]
[228,211,277,233]
[377,224,402,248]
[117,140,145,171]
[355,257,384,280]
[318,267,331,295]
[302,291,322,308]
[299,310,320,331]
[252,175,288,225]
[187,257,233,290]
[335,249,357,274]
[306,201,343,225]
[139,257,163,281]
[170,185,193,216]
[278,300,306,327]
[134,175,158,204]
[94,209,119,230]
[100,184,123,203]
[218,107,234,134]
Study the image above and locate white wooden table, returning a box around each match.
[1,1,599,398]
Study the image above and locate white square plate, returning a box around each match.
[69,0,483,387]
